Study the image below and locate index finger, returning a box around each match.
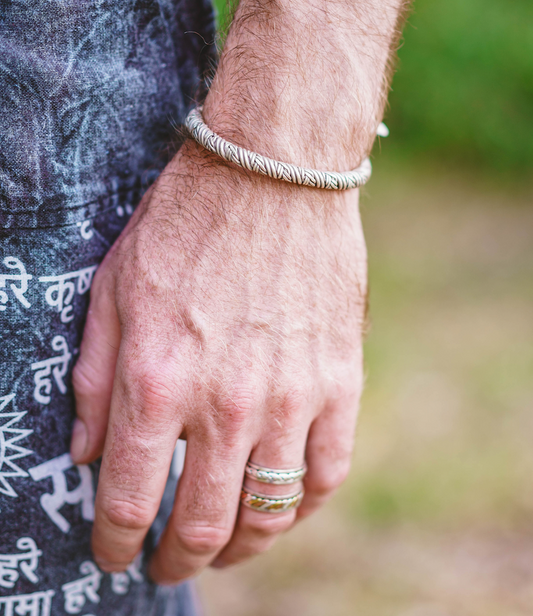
[91,346,184,571]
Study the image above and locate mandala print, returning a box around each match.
[0,394,33,498]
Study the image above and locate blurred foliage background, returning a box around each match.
[201,1,533,614]
[387,0,533,178]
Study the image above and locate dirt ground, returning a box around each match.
[199,162,533,616]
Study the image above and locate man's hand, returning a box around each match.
[71,142,366,581]
[70,0,406,583]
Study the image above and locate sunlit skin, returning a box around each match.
[70,0,408,584]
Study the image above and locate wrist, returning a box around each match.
[166,137,357,223]
[200,0,391,173]
[201,88,378,176]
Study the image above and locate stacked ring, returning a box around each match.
[245,461,307,485]
[241,460,306,513]
[240,487,304,514]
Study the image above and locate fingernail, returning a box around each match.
[70,418,88,463]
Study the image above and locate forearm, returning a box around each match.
[203,0,408,171]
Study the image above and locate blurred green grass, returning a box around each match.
[350,162,533,532]
[387,0,533,177]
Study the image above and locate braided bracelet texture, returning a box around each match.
[185,107,381,191]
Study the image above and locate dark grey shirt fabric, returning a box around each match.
[0,0,215,614]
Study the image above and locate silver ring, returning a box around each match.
[245,461,307,485]
[240,487,304,514]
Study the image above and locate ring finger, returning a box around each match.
[212,423,309,567]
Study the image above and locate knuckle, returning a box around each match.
[101,496,155,530]
[242,511,295,537]
[72,361,98,399]
[174,523,232,555]
[131,364,177,414]
[271,385,313,430]
[215,387,258,432]
[282,386,309,414]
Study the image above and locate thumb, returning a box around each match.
[71,267,121,464]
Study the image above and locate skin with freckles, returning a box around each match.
[70,0,408,585]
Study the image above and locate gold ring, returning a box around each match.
[245,461,307,485]
[240,487,304,514]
